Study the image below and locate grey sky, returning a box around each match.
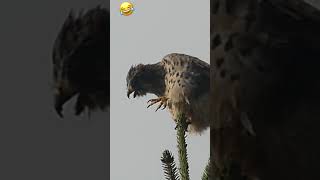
[0,1,108,179]
[110,1,210,179]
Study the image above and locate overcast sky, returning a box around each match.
[110,1,210,179]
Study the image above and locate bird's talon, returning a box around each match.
[155,103,162,112]
[147,96,168,111]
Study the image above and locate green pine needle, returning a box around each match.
[161,150,180,180]
[176,113,190,180]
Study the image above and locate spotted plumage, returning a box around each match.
[127,53,210,133]
[210,0,320,179]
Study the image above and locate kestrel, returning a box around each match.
[126,53,210,133]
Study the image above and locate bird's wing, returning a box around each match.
[163,53,210,105]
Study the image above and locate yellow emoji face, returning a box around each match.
[120,2,134,16]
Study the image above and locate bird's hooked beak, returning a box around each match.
[127,90,133,98]
[54,87,77,118]
[127,85,134,98]
[127,85,139,98]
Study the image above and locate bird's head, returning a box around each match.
[126,63,165,98]
[52,6,109,117]
[126,64,148,98]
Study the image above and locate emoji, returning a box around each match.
[120,2,134,16]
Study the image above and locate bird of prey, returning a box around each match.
[52,6,109,117]
[126,53,210,133]
[210,0,320,179]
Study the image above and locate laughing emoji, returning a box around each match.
[120,2,134,16]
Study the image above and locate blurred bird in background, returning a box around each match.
[52,6,109,117]
[210,0,320,179]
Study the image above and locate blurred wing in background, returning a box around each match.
[210,0,320,179]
